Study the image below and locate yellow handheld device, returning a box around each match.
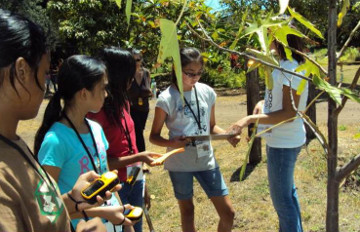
[124,207,143,221]
[81,171,120,204]
[126,166,141,186]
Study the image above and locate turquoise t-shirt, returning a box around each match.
[38,119,120,228]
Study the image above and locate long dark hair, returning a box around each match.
[172,47,204,84]
[101,47,136,125]
[273,34,305,64]
[34,55,106,155]
[0,9,47,92]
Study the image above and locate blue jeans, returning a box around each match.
[118,179,144,232]
[267,146,303,232]
[168,167,229,200]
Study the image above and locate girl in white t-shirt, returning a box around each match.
[228,34,308,232]
[150,47,235,232]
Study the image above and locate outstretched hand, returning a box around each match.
[138,151,162,166]
[226,125,242,147]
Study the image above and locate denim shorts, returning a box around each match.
[168,167,229,200]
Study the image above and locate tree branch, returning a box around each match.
[272,34,328,76]
[334,67,360,115]
[336,153,360,182]
[337,20,360,59]
[192,19,312,82]
[175,0,188,26]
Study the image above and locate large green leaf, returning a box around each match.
[341,87,360,103]
[239,120,259,181]
[279,0,289,14]
[312,76,360,105]
[338,0,350,27]
[296,79,308,95]
[243,15,285,53]
[312,75,342,104]
[246,48,279,66]
[157,19,183,96]
[126,0,133,26]
[295,59,321,78]
[288,7,324,39]
[264,66,273,90]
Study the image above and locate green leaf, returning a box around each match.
[240,120,259,181]
[279,0,289,14]
[157,19,183,97]
[341,87,360,103]
[296,79,308,95]
[288,7,324,39]
[338,0,350,27]
[264,66,273,90]
[211,31,219,40]
[246,48,279,66]
[115,0,122,8]
[295,59,321,78]
[126,0,133,27]
[312,76,342,104]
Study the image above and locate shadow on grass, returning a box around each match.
[230,163,258,182]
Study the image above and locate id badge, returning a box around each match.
[196,140,211,158]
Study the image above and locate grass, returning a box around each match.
[20,91,360,232]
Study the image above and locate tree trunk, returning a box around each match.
[326,0,339,231]
[246,68,262,164]
[305,81,317,145]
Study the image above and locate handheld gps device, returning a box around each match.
[81,171,120,204]
[126,166,141,186]
[124,207,143,221]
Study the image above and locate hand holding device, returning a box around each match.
[81,171,120,204]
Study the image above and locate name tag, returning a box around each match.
[196,140,211,158]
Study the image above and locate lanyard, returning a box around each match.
[0,134,57,191]
[63,114,101,174]
[121,111,134,154]
[183,86,202,131]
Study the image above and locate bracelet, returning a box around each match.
[67,192,85,212]
[118,216,126,226]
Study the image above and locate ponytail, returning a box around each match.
[34,91,62,156]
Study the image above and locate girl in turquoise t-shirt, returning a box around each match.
[34,55,136,231]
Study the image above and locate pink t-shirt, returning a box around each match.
[88,102,138,181]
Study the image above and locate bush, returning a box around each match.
[202,66,246,88]
[339,47,360,62]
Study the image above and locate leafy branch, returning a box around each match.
[190,18,312,81]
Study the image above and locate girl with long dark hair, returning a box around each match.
[88,47,161,232]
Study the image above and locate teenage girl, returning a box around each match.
[149,47,235,232]
[228,34,308,232]
[34,55,135,231]
[0,9,118,232]
[88,47,161,232]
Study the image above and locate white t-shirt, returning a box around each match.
[259,59,308,148]
[155,82,218,172]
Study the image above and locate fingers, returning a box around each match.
[81,170,100,182]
